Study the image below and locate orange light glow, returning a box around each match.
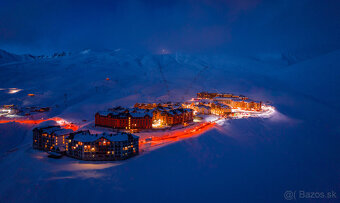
[139,121,216,150]
[0,117,79,131]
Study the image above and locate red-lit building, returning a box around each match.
[95,107,152,129]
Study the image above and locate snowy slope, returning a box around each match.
[0,49,339,203]
[0,49,283,119]
[0,49,36,65]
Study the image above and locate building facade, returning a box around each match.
[33,126,73,152]
[213,97,262,111]
[192,104,211,115]
[95,107,153,129]
[152,107,193,126]
[66,131,139,161]
[197,92,249,100]
[210,102,232,116]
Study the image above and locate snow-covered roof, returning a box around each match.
[72,131,138,142]
[53,129,74,136]
[97,107,152,118]
[220,104,231,109]
[196,105,211,109]
[213,97,233,100]
[232,98,244,102]
[36,120,59,128]
[35,126,61,134]
[244,99,261,103]
[214,97,260,103]
[35,126,74,136]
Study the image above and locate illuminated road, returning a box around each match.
[139,121,217,151]
[138,104,275,152]
[0,117,79,131]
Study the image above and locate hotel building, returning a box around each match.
[66,131,139,161]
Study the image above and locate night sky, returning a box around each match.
[0,0,339,55]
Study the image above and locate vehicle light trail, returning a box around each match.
[139,121,216,151]
[0,117,79,131]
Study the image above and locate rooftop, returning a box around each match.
[71,131,139,142]
[97,107,152,118]
[35,126,74,136]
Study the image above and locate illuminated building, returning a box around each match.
[197,92,218,99]
[95,107,153,129]
[197,92,249,100]
[134,102,182,109]
[151,106,193,126]
[210,102,232,116]
[134,103,158,109]
[33,125,73,152]
[66,131,139,161]
[192,104,211,115]
[111,104,195,128]
[166,108,193,125]
[213,97,262,111]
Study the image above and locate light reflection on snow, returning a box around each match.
[215,118,227,126]
[204,115,220,122]
[0,117,79,131]
[30,151,120,180]
[231,104,276,119]
[8,88,22,94]
[48,171,106,180]
[52,162,121,172]
[0,88,23,94]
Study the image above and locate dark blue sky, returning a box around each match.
[0,0,339,55]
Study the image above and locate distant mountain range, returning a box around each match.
[0,49,75,65]
[2,46,339,66]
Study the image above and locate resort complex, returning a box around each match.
[32,92,265,161]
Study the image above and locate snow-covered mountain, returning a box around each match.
[0,49,36,64]
[0,49,339,203]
